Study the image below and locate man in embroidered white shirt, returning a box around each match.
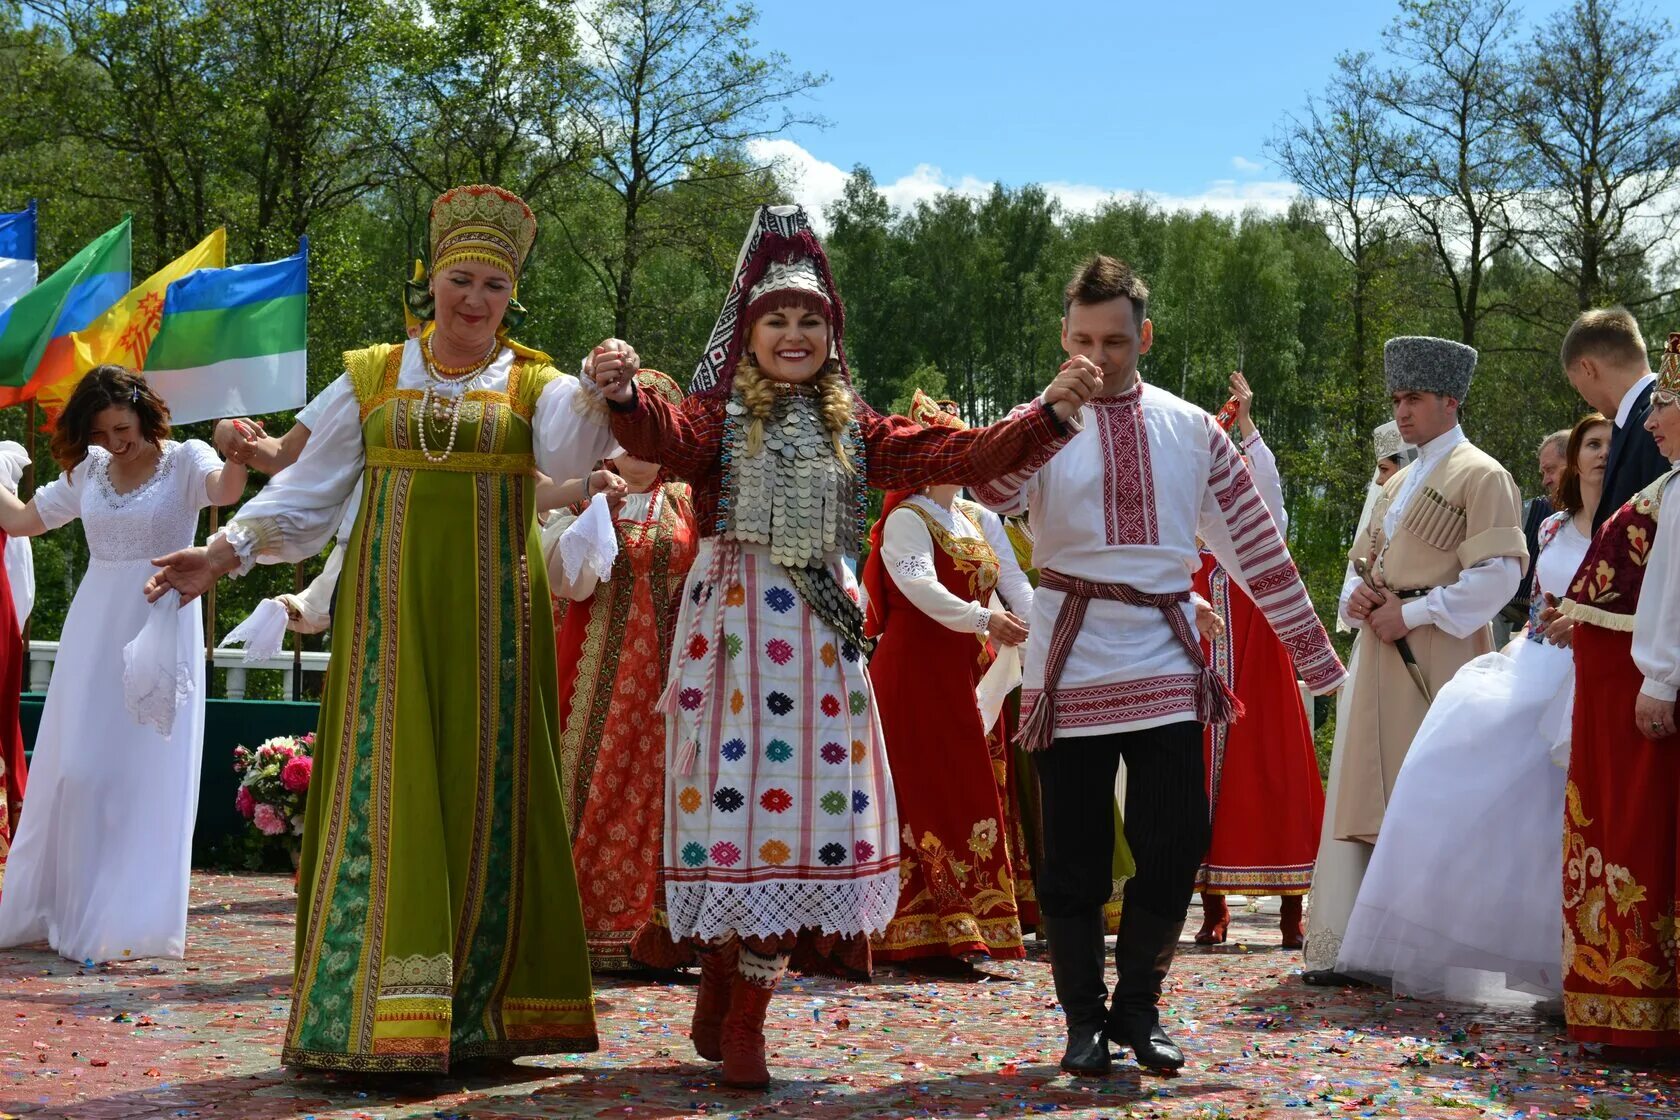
[1304,336,1526,986]
[975,256,1345,1075]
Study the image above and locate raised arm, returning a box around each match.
[863,400,1077,495]
[1198,420,1345,694]
[0,487,47,538]
[604,387,726,486]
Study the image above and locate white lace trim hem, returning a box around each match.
[664,868,902,943]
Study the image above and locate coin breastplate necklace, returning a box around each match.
[418,334,499,462]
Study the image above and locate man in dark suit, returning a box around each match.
[1561,308,1669,530]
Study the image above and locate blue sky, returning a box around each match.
[747,0,1550,220]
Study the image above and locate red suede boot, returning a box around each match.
[1193,892,1230,945]
[691,940,737,1061]
[720,975,776,1090]
[1279,895,1305,950]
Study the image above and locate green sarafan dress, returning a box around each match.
[273,342,600,1072]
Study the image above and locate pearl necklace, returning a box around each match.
[418,335,499,462]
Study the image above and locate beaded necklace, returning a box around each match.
[417,334,500,462]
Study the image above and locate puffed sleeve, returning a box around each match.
[1633,474,1680,702]
[0,441,28,493]
[33,450,96,531]
[882,506,989,634]
[222,376,365,567]
[533,371,623,486]
[176,439,226,511]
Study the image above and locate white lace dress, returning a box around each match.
[0,439,221,963]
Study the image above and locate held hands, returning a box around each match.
[588,468,629,514]
[1539,595,1575,647]
[985,609,1030,647]
[1043,356,1103,422]
[585,339,640,403]
[145,538,239,605]
[213,418,263,466]
[1635,693,1677,741]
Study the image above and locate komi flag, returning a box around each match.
[35,228,227,423]
[0,218,132,407]
[0,202,37,313]
[144,238,308,425]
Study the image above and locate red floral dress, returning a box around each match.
[1561,470,1680,1046]
[866,498,1025,961]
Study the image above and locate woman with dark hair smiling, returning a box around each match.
[0,364,244,963]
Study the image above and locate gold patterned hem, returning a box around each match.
[1565,990,1680,1037]
[1558,598,1637,632]
[283,1032,601,1074]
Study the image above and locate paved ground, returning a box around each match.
[1,874,1677,1119]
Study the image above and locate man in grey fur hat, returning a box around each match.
[1302,336,1527,986]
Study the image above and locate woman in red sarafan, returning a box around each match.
[0,535,20,895]
[1557,335,1680,1050]
[549,369,701,972]
[1192,374,1324,948]
[861,390,1030,966]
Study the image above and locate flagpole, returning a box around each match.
[205,505,218,672]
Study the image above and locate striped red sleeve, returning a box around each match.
[862,399,1074,494]
[1205,421,1346,694]
[607,389,725,486]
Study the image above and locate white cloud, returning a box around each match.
[748,139,1300,230]
[1232,155,1265,174]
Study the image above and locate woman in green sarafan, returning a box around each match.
[147,185,621,1072]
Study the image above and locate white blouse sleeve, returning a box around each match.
[1242,432,1289,536]
[533,374,623,487]
[1633,474,1680,702]
[223,376,365,567]
[178,439,226,511]
[973,503,1034,616]
[0,441,28,493]
[32,451,96,531]
[882,506,988,634]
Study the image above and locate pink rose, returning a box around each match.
[281,756,313,794]
[235,785,257,820]
[253,802,287,836]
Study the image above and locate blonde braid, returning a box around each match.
[733,357,778,457]
[816,361,856,472]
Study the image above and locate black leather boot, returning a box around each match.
[1040,911,1112,1075]
[1108,905,1187,1071]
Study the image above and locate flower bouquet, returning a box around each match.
[233,733,315,864]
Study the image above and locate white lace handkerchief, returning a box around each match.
[560,492,619,585]
[219,597,289,663]
[976,594,1023,733]
[122,590,196,738]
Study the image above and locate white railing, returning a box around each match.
[26,640,332,700]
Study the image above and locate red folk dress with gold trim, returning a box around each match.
[553,478,699,970]
[1560,468,1680,1047]
[865,495,1025,961]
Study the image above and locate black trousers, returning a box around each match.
[1032,721,1209,921]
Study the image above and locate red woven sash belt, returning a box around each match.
[1016,569,1243,753]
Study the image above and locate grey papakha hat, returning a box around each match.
[1384,336,1477,401]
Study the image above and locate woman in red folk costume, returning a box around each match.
[549,369,701,971]
[861,390,1033,967]
[585,205,1097,1090]
[1558,334,1680,1050]
[1192,373,1324,948]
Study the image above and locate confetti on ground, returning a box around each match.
[2,874,1678,1118]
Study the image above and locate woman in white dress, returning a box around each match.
[1335,411,1609,1003]
[0,365,244,963]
